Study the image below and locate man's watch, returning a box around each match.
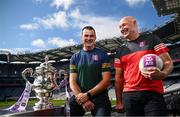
[87,92,92,100]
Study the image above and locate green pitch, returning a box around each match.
[0,99,65,108]
[0,99,116,108]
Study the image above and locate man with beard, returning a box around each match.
[114,16,173,116]
[69,26,111,116]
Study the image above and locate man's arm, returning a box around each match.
[159,52,174,79]
[69,72,85,104]
[69,73,81,95]
[77,71,111,107]
[87,71,111,97]
[115,67,124,111]
[69,72,95,111]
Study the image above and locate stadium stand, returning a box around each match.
[152,0,180,115]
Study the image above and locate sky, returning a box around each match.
[0,0,173,54]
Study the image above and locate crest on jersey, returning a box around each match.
[92,55,99,61]
[139,41,146,47]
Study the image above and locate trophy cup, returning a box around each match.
[22,55,58,110]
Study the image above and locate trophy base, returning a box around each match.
[33,102,53,111]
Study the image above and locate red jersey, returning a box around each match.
[114,33,169,93]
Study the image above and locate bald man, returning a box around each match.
[114,16,173,116]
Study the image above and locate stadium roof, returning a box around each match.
[152,0,180,41]
[152,0,180,16]
[0,37,125,63]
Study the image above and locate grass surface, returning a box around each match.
[0,99,116,108]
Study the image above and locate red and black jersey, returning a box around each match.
[114,33,169,94]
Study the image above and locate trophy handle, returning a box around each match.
[51,68,58,90]
[22,68,33,84]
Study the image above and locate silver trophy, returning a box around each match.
[22,56,58,110]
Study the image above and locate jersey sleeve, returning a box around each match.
[101,52,111,72]
[114,48,122,68]
[69,54,77,73]
[153,34,169,55]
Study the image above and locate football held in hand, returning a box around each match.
[139,54,163,72]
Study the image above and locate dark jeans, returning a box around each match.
[69,91,111,116]
[122,91,167,116]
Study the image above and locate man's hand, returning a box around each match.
[141,67,164,80]
[75,93,89,105]
[82,100,95,112]
[115,101,124,113]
